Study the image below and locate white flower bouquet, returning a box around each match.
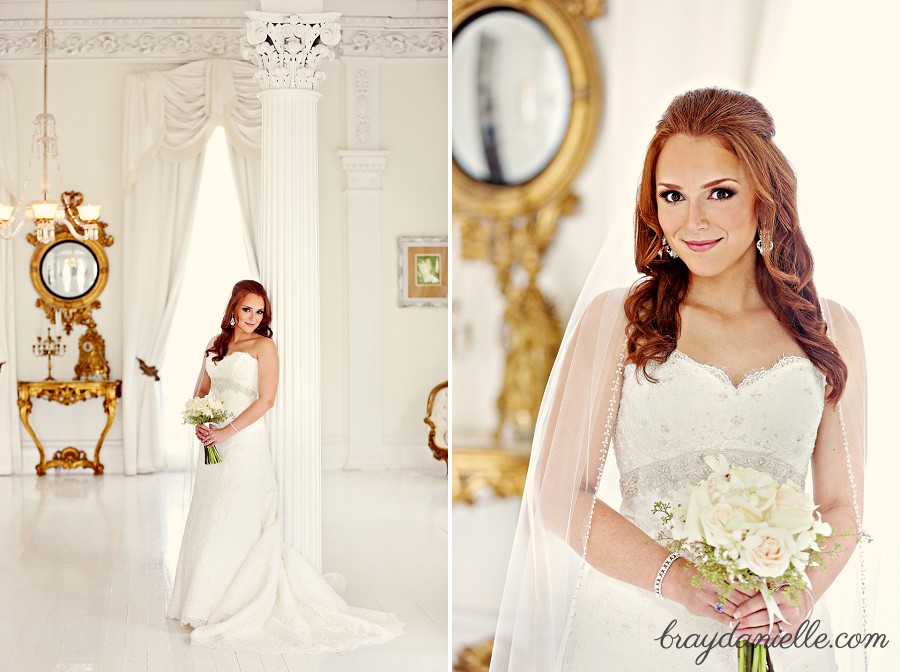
[653,455,834,671]
[182,395,233,465]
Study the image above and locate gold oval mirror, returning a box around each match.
[452,0,602,219]
[30,233,108,312]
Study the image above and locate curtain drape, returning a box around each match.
[121,59,260,475]
[0,74,22,475]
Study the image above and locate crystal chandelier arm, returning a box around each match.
[0,216,30,240]
[59,216,88,241]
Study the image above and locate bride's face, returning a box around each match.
[655,134,758,278]
[233,293,266,334]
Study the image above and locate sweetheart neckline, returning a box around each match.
[669,348,817,391]
[208,350,258,365]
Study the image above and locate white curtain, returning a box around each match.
[121,59,261,475]
[0,73,22,475]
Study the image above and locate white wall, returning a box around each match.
[2,6,447,474]
[379,60,448,468]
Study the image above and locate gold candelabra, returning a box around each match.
[33,327,65,381]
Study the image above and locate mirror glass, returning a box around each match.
[40,241,99,300]
[453,9,571,186]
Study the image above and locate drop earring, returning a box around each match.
[661,236,678,259]
[230,315,235,327]
[756,229,774,254]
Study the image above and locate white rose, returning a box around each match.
[740,525,797,578]
[766,483,817,534]
[699,501,756,549]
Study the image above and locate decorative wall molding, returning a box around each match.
[354,68,372,144]
[322,437,445,472]
[0,17,245,60]
[0,15,447,61]
[338,149,389,189]
[340,16,447,59]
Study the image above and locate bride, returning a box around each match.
[166,279,404,652]
[489,89,868,670]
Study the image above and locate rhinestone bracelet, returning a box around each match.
[654,552,684,598]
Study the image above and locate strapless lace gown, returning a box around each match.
[566,351,836,671]
[166,351,404,652]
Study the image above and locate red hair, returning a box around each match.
[206,280,273,364]
[624,88,847,402]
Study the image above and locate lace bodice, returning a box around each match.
[564,349,835,671]
[206,351,259,418]
[614,350,826,536]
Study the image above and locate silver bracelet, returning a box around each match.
[230,422,239,435]
[654,552,684,598]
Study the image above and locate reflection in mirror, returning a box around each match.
[40,241,99,300]
[453,9,571,186]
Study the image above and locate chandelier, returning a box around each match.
[0,0,101,244]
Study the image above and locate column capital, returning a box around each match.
[338,150,390,190]
[242,11,342,91]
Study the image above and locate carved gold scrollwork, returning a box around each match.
[17,380,121,475]
[454,638,494,672]
[452,449,529,505]
[424,380,449,471]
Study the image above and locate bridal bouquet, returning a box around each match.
[653,455,833,671]
[182,395,233,465]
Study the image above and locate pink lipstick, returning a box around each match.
[683,238,722,252]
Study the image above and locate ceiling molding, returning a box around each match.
[0,15,447,61]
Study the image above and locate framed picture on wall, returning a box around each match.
[398,236,448,307]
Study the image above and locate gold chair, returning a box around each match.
[424,380,449,473]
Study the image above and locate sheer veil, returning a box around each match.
[488,194,872,670]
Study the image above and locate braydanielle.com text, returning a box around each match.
[655,619,890,665]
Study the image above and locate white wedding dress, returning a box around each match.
[565,350,836,671]
[166,351,404,652]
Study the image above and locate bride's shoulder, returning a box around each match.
[573,288,630,347]
[583,287,630,316]
[579,287,629,328]
[250,335,277,358]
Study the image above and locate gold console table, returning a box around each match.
[17,380,122,476]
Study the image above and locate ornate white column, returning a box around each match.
[243,7,341,570]
[338,58,389,469]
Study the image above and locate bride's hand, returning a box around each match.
[731,588,813,639]
[664,558,756,627]
[195,423,209,441]
[199,423,233,446]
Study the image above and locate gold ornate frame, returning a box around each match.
[424,380,450,471]
[453,0,604,438]
[452,0,603,221]
[28,191,113,335]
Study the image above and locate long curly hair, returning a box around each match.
[206,280,273,364]
[624,87,847,402]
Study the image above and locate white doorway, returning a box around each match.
[160,127,255,471]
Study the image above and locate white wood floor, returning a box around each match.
[0,468,448,672]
